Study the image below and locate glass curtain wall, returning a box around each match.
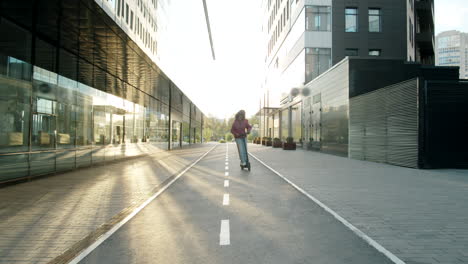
[306,6,331,32]
[280,109,289,141]
[0,56,179,181]
[273,113,280,139]
[291,103,302,143]
[0,3,204,183]
[305,48,332,83]
[0,54,177,182]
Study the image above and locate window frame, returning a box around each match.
[368,8,382,33]
[306,6,331,32]
[369,49,382,56]
[345,48,359,56]
[345,7,358,33]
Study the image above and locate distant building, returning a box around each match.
[436,30,468,79]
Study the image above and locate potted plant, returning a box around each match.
[283,137,296,150]
[272,138,282,148]
[266,137,272,146]
[261,137,267,145]
[255,137,261,144]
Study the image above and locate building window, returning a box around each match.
[345,7,358,32]
[345,48,359,56]
[369,8,382,32]
[305,48,332,83]
[369,49,381,56]
[117,0,121,16]
[409,18,413,46]
[130,11,134,30]
[126,4,129,24]
[306,6,331,31]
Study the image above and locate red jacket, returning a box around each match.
[231,119,252,138]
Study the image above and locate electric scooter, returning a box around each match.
[237,137,251,171]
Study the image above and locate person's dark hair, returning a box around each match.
[235,110,246,121]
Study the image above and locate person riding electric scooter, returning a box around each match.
[230,110,252,171]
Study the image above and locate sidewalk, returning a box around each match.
[0,144,214,264]
[249,143,468,264]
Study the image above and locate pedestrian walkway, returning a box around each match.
[0,144,214,264]
[248,143,468,264]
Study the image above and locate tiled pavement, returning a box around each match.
[0,144,214,264]
[248,143,468,264]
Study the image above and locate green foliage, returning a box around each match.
[219,139,226,143]
[203,114,257,142]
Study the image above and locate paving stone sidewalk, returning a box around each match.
[0,144,214,264]
[249,144,468,264]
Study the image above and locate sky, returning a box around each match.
[162,0,468,119]
[434,0,468,34]
[160,0,264,119]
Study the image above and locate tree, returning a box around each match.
[203,114,234,141]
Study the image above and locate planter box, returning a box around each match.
[283,142,296,150]
[261,140,266,145]
[272,141,282,148]
[266,140,272,146]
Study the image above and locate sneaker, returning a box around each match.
[241,162,246,166]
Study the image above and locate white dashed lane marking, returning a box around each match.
[220,143,230,246]
[220,220,230,245]
[223,194,230,205]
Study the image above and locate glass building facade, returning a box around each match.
[0,0,204,183]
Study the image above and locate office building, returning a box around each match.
[0,0,210,183]
[259,0,435,143]
[436,30,468,79]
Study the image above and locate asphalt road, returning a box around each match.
[79,143,392,264]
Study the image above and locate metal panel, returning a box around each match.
[302,59,349,155]
[350,78,419,168]
[424,80,468,168]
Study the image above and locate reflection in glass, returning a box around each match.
[0,56,31,153]
[57,76,77,148]
[345,8,358,32]
[76,83,93,146]
[306,48,332,83]
[291,103,302,143]
[306,6,331,32]
[32,66,58,150]
[273,114,280,139]
[369,9,382,33]
[172,120,181,148]
[0,154,29,181]
[1,43,200,181]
